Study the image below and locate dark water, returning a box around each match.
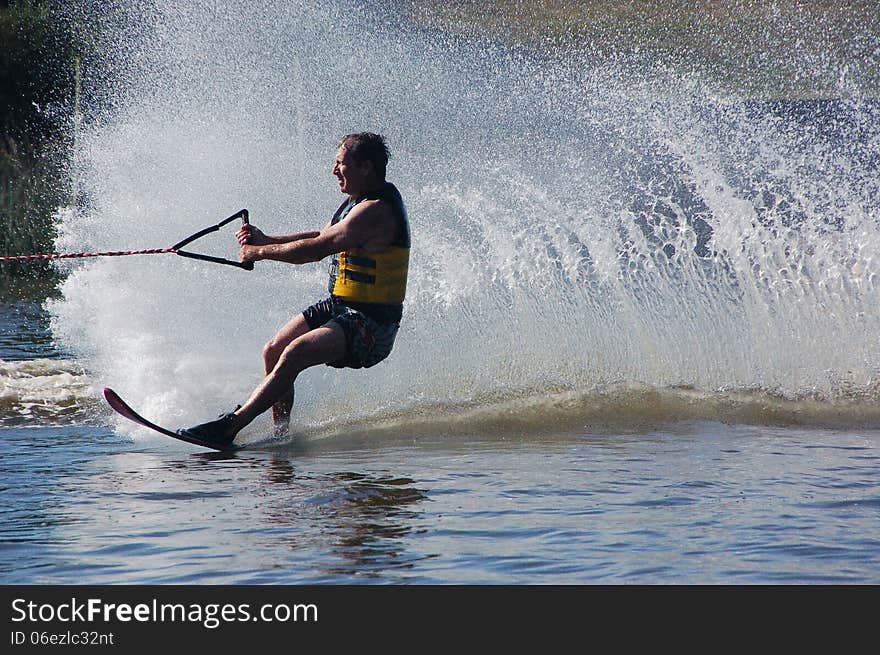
[2,303,879,584]
[0,301,63,361]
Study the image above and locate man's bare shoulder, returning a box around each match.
[343,197,398,250]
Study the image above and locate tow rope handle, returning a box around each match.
[1,210,254,270]
[171,209,253,270]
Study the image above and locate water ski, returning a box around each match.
[103,387,242,452]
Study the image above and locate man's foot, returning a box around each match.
[178,406,241,446]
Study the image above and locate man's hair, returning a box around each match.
[339,132,390,178]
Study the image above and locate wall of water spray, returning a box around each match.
[48,1,880,434]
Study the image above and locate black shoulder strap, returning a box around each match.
[330,197,356,225]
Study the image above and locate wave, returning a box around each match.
[299,384,880,441]
[0,359,101,426]
[3,356,878,434]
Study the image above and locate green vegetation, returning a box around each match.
[0,0,78,299]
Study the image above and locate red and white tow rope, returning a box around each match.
[1,248,176,262]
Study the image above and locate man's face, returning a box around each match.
[332,146,368,196]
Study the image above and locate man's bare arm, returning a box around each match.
[236,224,322,247]
[240,201,395,265]
[262,231,322,244]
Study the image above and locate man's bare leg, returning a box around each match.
[229,321,347,436]
[262,314,312,437]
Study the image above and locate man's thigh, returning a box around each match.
[270,313,314,351]
[283,321,348,371]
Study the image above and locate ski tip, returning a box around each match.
[103,387,127,410]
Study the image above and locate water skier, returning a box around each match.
[179,132,410,445]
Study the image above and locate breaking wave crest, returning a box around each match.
[4,355,878,435]
[299,384,880,442]
[0,359,101,426]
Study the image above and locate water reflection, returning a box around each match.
[261,457,432,579]
[38,439,435,582]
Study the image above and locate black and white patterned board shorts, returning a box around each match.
[302,297,400,369]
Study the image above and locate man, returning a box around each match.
[179,132,410,445]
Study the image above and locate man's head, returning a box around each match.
[339,132,389,177]
[333,132,389,196]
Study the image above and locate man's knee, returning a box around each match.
[274,340,310,375]
[263,338,284,366]
[264,324,307,366]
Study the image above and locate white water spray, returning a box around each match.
[49,1,880,436]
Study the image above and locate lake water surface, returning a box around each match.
[3,302,879,584]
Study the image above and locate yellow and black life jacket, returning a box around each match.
[328,182,410,308]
